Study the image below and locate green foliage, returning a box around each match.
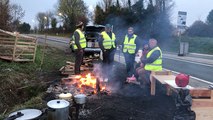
[207,9,213,25]
[51,17,57,30]
[186,9,213,37]
[95,5,105,25]
[181,37,213,54]
[18,22,31,33]
[185,20,213,37]
[0,45,74,115]
[161,36,213,54]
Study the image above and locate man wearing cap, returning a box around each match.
[122,27,140,81]
[99,24,116,66]
[70,21,87,75]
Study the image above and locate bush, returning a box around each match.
[160,36,213,54]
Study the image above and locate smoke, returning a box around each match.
[93,63,123,93]
[93,62,150,97]
[99,0,175,48]
[94,0,177,95]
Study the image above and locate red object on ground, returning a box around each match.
[175,73,190,87]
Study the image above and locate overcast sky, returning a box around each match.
[10,0,213,27]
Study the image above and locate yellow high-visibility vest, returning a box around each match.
[123,34,137,54]
[101,31,116,49]
[144,47,162,71]
[70,29,86,50]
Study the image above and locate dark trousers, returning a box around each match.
[74,49,84,74]
[103,48,115,65]
[124,53,135,77]
[102,49,115,78]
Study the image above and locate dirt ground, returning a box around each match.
[1,60,177,119]
[79,64,176,120]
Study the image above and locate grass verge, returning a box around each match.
[0,45,74,118]
[160,36,213,54]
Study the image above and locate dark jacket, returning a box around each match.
[141,46,161,64]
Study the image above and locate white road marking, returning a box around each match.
[190,53,213,57]
[163,68,213,85]
[163,56,213,67]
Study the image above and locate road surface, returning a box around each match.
[163,58,213,83]
[31,34,213,86]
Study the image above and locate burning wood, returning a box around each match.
[47,72,110,97]
[66,73,109,95]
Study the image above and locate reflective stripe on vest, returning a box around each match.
[123,34,137,54]
[144,47,162,71]
[101,31,116,49]
[71,29,86,50]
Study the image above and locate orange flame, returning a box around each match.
[76,73,107,94]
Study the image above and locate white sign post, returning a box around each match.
[177,11,187,33]
[177,11,188,56]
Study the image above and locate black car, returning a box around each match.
[84,25,105,56]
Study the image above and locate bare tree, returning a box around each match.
[36,12,46,31]
[10,4,25,22]
[0,0,11,30]
[45,11,53,29]
[10,4,25,31]
[119,0,137,8]
[98,0,114,12]
[57,0,88,31]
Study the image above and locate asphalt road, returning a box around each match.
[32,34,70,51]
[163,58,213,82]
[31,34,213,84]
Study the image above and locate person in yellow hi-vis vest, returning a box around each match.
[70,21,87,75]
[138,38,162,86]
[99,24,116,66]
[122,27,140,80]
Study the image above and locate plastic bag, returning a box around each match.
[173,89,196,120]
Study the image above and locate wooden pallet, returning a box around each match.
[60,61,93,75]
[190,89,213,120]
[0,29,37,62]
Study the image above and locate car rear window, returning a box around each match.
[85,26,104,32]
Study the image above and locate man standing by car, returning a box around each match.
[99,24,116,66]
[122,27,140,80]
[70,21,87,75]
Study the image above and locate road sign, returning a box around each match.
[177,11,187,28]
